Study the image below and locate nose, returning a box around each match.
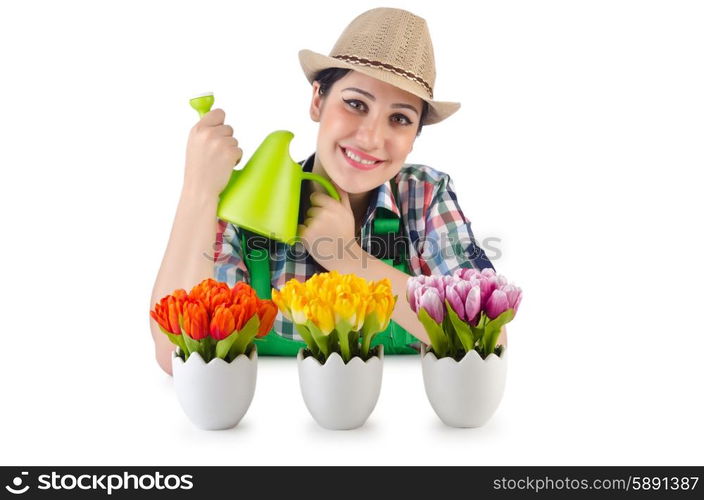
[354,112,385,151]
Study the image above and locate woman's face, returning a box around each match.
[310,70,423,194]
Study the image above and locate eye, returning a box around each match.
[392,113,413,126]
[343,98,367,111]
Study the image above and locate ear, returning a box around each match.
[310,81,323,122]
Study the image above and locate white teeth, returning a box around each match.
[344,148,377,165]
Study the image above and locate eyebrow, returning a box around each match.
[342,87,419,116]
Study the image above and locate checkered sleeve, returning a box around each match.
[213,219,250,286]
[419,172,494,275]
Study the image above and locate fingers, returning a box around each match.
[309,192,337,208]
[222,136,238,148]
[195,109,235,142]
[218,136,242,165]
[297,225,308,241]
[306,207,323,218]
[199,108,225,126]
[215,124,234,137]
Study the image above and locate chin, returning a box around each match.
[329,169,382,194]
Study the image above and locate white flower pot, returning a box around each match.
[421,344,507,428]
[297,345,383,430]
[172,345,258,430]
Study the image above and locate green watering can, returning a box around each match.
[190,93,340,245]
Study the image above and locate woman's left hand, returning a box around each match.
[297,189,358,268]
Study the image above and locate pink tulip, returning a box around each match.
[444,278,472,320]
[406,275,429,313]
[453,267,481,281]
[464,285,482,325]
[445,280,466,320]
[454,268,518,316]
[485,289,509,320]
[415,286,445,324]
[485,284,523,319]
[480,268,497,278]
[503,284,523,312]
[473,273,506,305]
[422,276,445,304]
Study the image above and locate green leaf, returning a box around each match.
[336,317,353,337]
[361,328,382,359]
[183,334,202,361]
[489,308,516,328]
[361,312,382,338]
[445,302,475,354]
[417,308,449,358]
[349,330,361,359]
[306,320,330,360]
[335,318,353,363]
[361,312,384,358]
[204,336,218,362]
[337,330,350,363]
[215,331,239,360]
[441,309,460,358]
[164,331,187,356]
[294,323,318,357]
[229,315,261,359]
[482,309,515,356]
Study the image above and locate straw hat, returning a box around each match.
[298,8,460,125]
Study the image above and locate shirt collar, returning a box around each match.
[301,153,402,226]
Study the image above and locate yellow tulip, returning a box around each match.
[344,274,368,296]
[305,298,335,335]
[370,278,393,296]
[362,279,396,331]
[271,288,289,320]
[273,273,396,350]
[333,292,359,328]
[354,294,370,331]
[290,293,309,325]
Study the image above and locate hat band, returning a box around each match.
[331,54,434,98]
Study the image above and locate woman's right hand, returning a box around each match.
[183,108,243,199]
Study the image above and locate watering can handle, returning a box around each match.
[300,172,341,201]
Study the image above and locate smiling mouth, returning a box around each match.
[339,146,384,170]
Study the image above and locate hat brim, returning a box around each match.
[298,49,460,125]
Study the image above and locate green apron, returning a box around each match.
[247,177,418,355]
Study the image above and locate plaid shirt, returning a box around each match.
[214,153,494,341]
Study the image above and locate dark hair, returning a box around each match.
[314,67,429,137]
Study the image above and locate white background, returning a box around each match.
[1,0,702,466]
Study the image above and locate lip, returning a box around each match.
[339,146,384,171]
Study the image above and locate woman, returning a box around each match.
[150,8,503,375]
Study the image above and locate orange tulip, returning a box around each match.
[231,296,258,331]
[231,281,258,306]
[256,300,277,337]
[152,279,275,359]
[181,298,209,340]
[150,289,187,335]
[210,304,236,341]
[189,279,232,314]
